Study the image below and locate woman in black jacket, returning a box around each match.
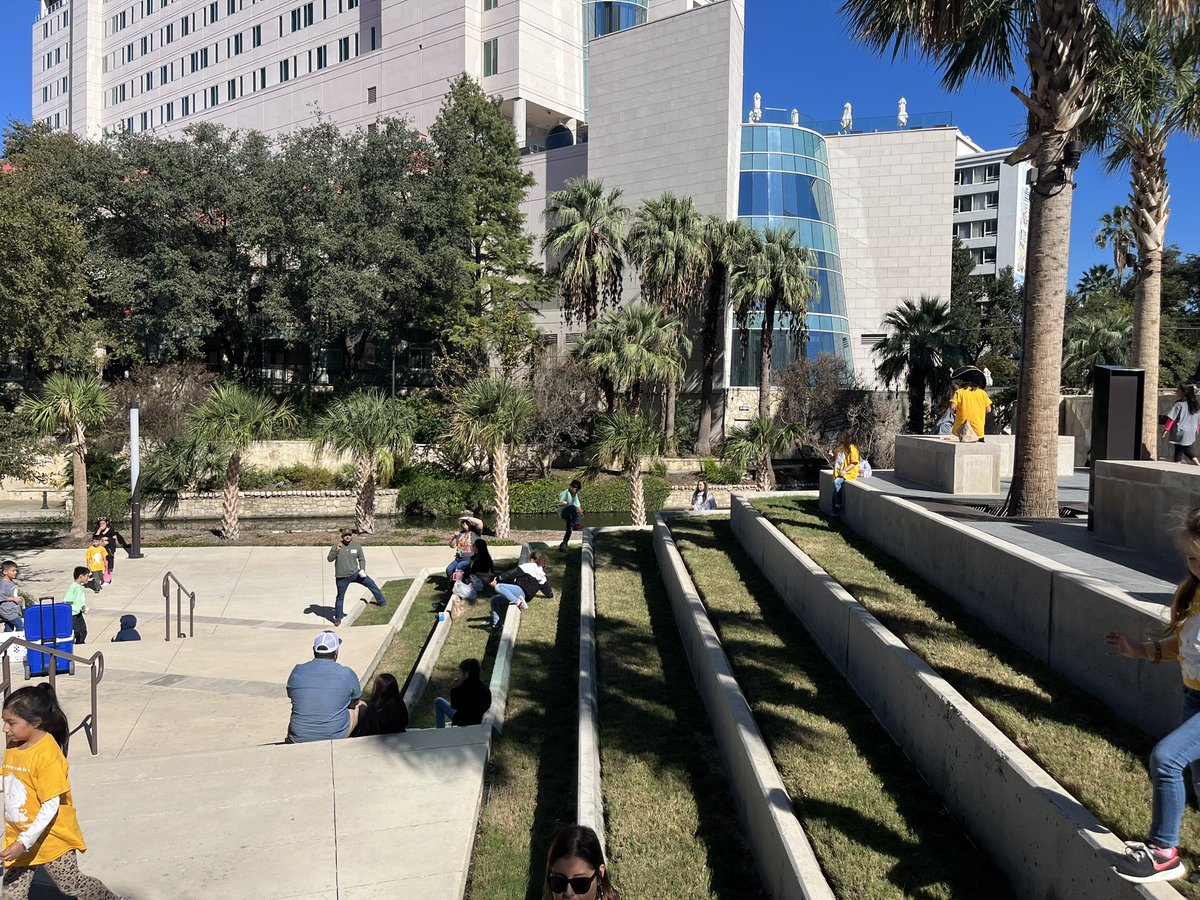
[351,673,409,737]
[434,658,491,728]
[488,550,553,631]
[91,517,129,580]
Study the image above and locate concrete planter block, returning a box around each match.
[894,435,1001,494]
[1093,461,1200,560]
[985,435,1075,478]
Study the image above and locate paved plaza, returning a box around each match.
[3,543,499,899]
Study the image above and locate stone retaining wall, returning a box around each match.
[729,496,1178,900]
[149,490,399,521]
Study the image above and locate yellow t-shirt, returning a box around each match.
[833,444,860,480]
[3,734,86,867]
[85,546,107,573]
[952,387,992,439]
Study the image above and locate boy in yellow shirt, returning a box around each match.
[84,538,107,594]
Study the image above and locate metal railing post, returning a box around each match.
[0,638,104,756]
[188,591,195,638]
[163,574,170,642]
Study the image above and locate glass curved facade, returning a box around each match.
[583,1,648,112]
[733,122,853,385]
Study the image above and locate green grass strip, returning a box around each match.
[352,578,413,627]
[756,497,1200,899]
[362,578,440,696]
[670,517,1011,900]
[409,586,502,728]
[594,530,763,898]
[467,551,581,899]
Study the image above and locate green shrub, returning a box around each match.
[271,463,338,489]
[335,463,359,490]
[237,466,275,489]
[392,465,494,517]
[702,458,744,485]
[508,476,670,515]
[88,487,132,526]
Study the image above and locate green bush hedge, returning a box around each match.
[87,487,132,527]
[392,466,495,518]
[238,464,341,490]
[508,475,670,515]
[701,458,745,485]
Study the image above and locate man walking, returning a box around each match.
[285,631,362,742]
[327,528,388,627]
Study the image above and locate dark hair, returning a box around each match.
[1181,384,1200,416]
[73,566,89,580]
[459,658,482,683]
[529,550,549,569]
[1,561,15,574]
[5,685,70,752]
[472,539,494,574]
[1161,508,1200,639]
[369,673,409,734]
[569,480,582,490]
[543,825,618,900]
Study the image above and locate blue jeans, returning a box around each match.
[560,506,579,549]
[832,477,846,511]
[3,617,23,632]
[1149,687,1200,847]
[334,573,387,619]
[446,557,471,580]
[491,584,526,625]
[435,697,456,728]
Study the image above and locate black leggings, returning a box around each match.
[1175,444,1198,464]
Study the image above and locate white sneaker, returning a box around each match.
[517,598,528,611]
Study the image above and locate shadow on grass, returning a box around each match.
[669,517,1013,899]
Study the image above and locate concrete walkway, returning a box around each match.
[0,544,509,898]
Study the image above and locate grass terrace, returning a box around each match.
[593,529,763,898]
[669,516,1012,900]
[756,497,1200,899]
[360,577,440,694]
[409,591,502,729]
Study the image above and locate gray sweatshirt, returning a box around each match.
[328,541,367,578]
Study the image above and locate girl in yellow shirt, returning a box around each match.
[1,685,120,899]
[1107,508,1200,883]
[830,431,860,515]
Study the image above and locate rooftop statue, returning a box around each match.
[841,102,852,133]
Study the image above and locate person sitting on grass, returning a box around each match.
[350,672,408,737]
[465,538,495,594]
[434,658,491,729]
[446,513,484,580]
[543,824,620,900]
[285,631,362,743]
[489,551,553,632]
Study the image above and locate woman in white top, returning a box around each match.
[690,480,717,511]
[1164,384,1200,466]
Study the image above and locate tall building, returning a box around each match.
[29,0,1026,441]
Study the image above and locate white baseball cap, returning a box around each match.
[314,631,341,653]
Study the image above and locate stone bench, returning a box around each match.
[985,434,1076,477]
[893,435,1001,494]
[1092,460,1200,559]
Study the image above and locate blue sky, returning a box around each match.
[4,0,1198,286]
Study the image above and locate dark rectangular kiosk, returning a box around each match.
[1089,365,1145,529]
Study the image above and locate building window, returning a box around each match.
[208,1,218,23]
[984,191,999,209]
[970,247,997,265]
[367,85,377,103]
[141,111,150,130]
[982,219,998,237]
[164,101,174,122]
[338,36,350,61]
[484,0,498,8]
[252,24,262,47]
[279,59,290,82]
[370,25,377,50]
[227,78,238,100]
[181,15,190,35]
[983,163,1000,182]
[165,23,174,43]
[316,46,327,69]
[209,85,219,107]
[234,33,243,54]
[367,122,378,135]
[483,38,498,76]
[347,0,358,8]
[291,8,300,30]
[182,95,191,115]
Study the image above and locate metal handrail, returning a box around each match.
[0,639,105,756]
[162,571,196,641]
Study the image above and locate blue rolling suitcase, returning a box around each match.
[24,597,74,679]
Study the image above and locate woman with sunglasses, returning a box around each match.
[543,825,619,899]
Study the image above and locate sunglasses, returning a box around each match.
[547,870,598,895]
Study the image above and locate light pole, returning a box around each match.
[128,399,144,559]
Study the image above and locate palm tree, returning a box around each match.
[721,414,800,492]
[542,178,629,326]
[186,384,297,541]
[872,296,956,435]
[625,193,707,450]
[729,225,817,418]
[450,376,534,539]
[841,0,1103,516]
[573,303,689,415]
[311,391,416,535]
[23,373,113,536]
[1075,263,1119,301]
[1095,205,1136,287]
[696,217,755,456]
[591,410,662,526]
[1063,308,1133,389]
[1093,16,1200,455]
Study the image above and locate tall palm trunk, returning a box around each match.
[493,443,511,539]
[1008,130,1077,517]
[221,451,242,541]
[586,283,599,326]
[629,468,646,526]
[664,380,678,455]
[1129,137,1169,458]
[70,426,88,537]
[757,450,775,492]
[758,298,777,418]
[354,452,376,535]
[907,369,927,434]
[695,271,725,456]
[1006,0,1098,518]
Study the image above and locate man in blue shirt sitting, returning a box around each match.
[286,631,362,742]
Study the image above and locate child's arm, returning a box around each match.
[0,795,61,860]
